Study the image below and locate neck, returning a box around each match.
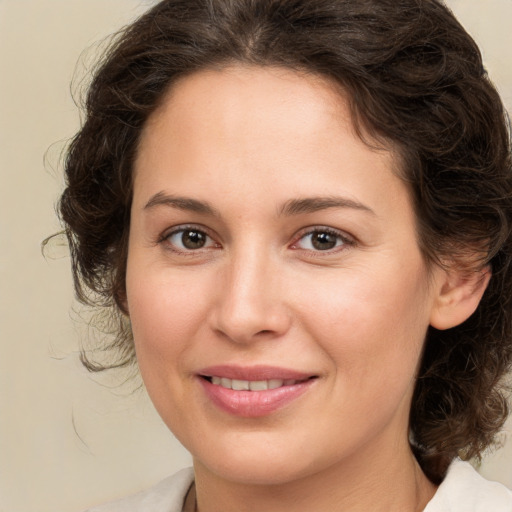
[193,439,437,512]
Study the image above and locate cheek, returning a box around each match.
[126,266,212,370]
[125,266,218,433]
[299,261,431,390]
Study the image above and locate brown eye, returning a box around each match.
[166,227,216,251]
[311,231,338,250]
[294,228,350,252]
[181,229,206,249]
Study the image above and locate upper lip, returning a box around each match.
[198,365,316,381]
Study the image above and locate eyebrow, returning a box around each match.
[279,196,375,216]
[144,192,219,216]
[143,192,375,217]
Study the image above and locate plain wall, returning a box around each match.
[0,1,511,511]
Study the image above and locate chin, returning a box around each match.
[186,428,338,487]
[197,455,312,486]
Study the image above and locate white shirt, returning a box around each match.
[85,460,512,511]
[424,459,512,511]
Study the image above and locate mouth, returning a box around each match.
[200,375,316,391]
[197,366,318,417]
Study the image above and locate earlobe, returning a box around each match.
[429,265,491,330]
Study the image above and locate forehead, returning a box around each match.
[141,65,351,150]
[133,65,407,217]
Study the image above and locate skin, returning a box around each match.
[126,66,487,512]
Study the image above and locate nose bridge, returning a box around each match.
[211,241,290,343]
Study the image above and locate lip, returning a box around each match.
[198,365,313,381]
[197,365,317,418]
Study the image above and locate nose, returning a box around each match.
[208,249,292,345]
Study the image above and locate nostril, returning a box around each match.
[209,301,292,345]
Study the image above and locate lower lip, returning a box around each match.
[199,378,315,418]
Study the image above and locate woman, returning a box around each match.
[58,0,512,510]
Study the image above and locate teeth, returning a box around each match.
[268,379,284,389]
[232,379,249,391]
[249,380,268,391]
[209,377,299,391]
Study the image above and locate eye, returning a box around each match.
[164,226,218,252]
[292,228,352,252]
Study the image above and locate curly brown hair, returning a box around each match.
[58,0,512,483]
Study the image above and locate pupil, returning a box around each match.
[182,230,206,249]
[312,232,337,250]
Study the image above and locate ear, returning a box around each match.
[429,265,491,330]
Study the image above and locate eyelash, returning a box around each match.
[159,225,355,255]
[290,226,355,254]
[159,225,220,255]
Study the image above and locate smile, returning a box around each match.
[197,366,317,417]
[205,376,309,391]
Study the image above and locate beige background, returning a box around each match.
[1,1,511,511]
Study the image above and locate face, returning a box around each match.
[126,66,444,485]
